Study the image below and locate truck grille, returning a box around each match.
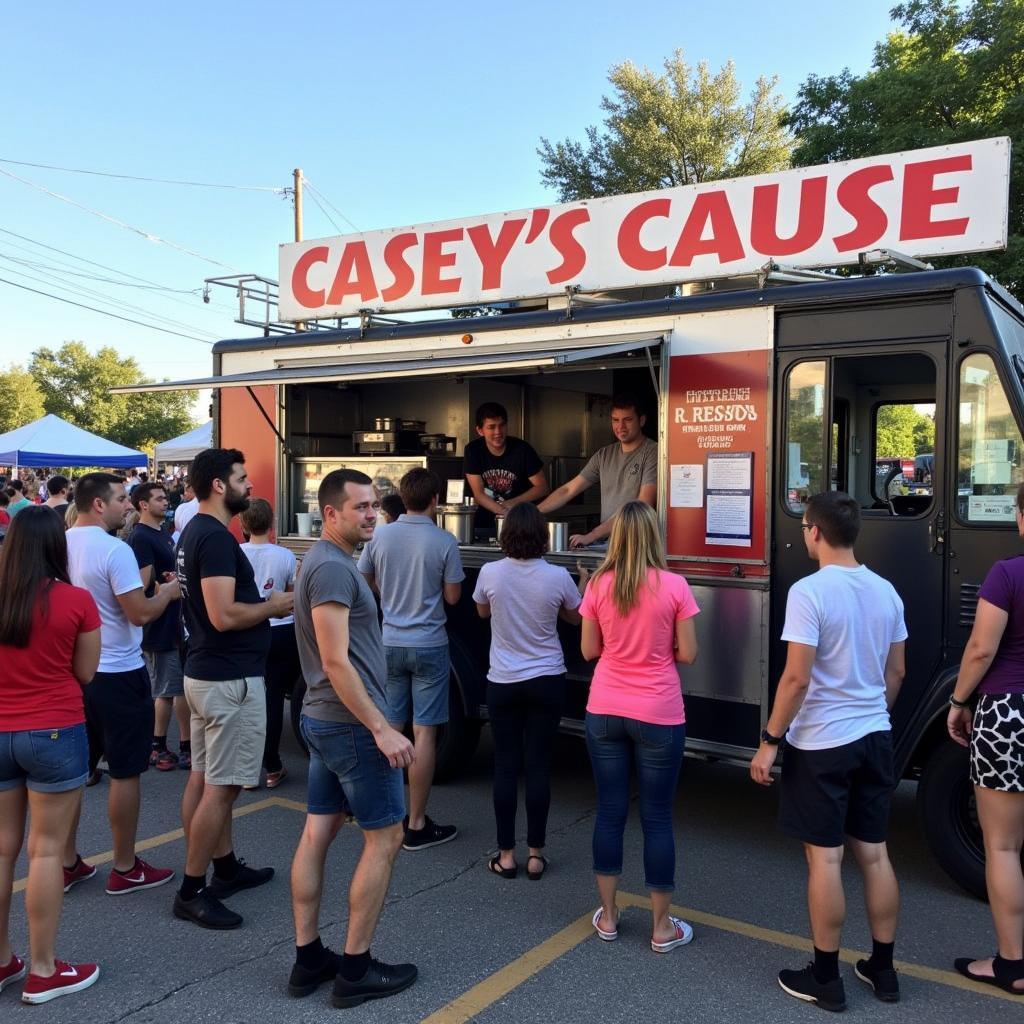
[959,582,981,628]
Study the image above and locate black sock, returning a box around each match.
[813,947,840,984]
[65,853,81,871]
[868,938,895,971]
[212,851,239,880]
[339,950,370,982]
[296,937,326,971]
[152,735,167,751]
[179,872,206,900]
[179,739,191,753]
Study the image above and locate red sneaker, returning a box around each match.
[0,954,27,993]
[21,960,99,1004]
[104,857,174,895]
[153,750,178,772]
[63,857,97,893]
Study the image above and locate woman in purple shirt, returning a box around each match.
[947,482,1024,995]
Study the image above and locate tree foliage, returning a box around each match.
[538,50,792,201]
[0,364,46,435]
[788,0,1024,297]
[876,403,936,458]
[28,342,195,453]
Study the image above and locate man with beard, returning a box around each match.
[172,449,293,929]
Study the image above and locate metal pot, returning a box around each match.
[495,516,506,544]
[548,521,569,551]
[439,505,475,545]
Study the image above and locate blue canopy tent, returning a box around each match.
[0,414,146,469]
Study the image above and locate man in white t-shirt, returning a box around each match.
[751,491,907,1011]
[64,473,181,898]
[173,481,199,542]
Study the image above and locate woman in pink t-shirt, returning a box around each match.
[580,501,699,954]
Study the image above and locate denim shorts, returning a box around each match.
[300,714,406,830]
[385,644,450,726]
[0,723,89,793]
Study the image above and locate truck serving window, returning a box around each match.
[784,360,827,513]
[957,352,1024,524]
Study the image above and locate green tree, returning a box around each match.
[0,364,46,434]
[876,404,936,457]
[538,50,792,201]
[788,0,1024,297]
[29,342,195,453]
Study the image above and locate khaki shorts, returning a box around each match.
[184,676,266,787]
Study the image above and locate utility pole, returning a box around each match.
[293,167,304,331]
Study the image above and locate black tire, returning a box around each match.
[289,674,308,756]
[917,739,986,899]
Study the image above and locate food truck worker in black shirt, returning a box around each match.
[463,403,549,533]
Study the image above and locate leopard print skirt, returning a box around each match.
[970,693,1024,792]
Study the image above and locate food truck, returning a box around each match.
[121,137,1019,897]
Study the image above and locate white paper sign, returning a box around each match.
[705,494,753,546]
[707,452,752,490]
[670,464,704,508]
[968,494,1016,522]
[446,479,465,504]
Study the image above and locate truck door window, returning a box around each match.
[957,352,1024,524]
[872,402,936,505]
[784,360,827,513]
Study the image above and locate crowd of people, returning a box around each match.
[0,449,1022,1009]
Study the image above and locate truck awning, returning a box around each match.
[110,333,664,393]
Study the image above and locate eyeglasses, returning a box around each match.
[800,523,813,531]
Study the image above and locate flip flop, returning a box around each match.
[592,907,618,941]
[954,956,1024,994]
[526,855,548,881]
[487,855,517,879]
[651,916,694,953]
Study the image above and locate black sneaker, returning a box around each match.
[855,959,900,1002]
[173,889,243,930]
[331,958,418,1008]
[206,859,275,899]
[402,816,457,852]
[778,964,847,1012]
[288,949,343,998]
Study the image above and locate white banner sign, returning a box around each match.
[279,137,1010,321]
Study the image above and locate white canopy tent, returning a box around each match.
[153,421,211,464]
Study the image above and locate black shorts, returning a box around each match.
[778,730,895,848]
[83,667,155,779]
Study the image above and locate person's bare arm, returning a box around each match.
[201,576,293,631]
[443,581,462,606]
[361,571,379,596]
[72,627,101,684]
[311,602,414,768]
[948,598,1008,746]
[581,617,603,661]
[884,640,906,709]
[674,617,698,665]
[465,473,505,516]
[538,474,590,515]
[750,642,817,786]
[571,483,659,548]
[503,470,550,509]
[559,605,582,625]
[476,601,491,620]
[138,564,154,591]
[117,577,181,626]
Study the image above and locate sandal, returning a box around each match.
[266,767,288,789]
[954,955,1024,994]
[526,855,548,881]
[487,855,517,879]
[651,916,694,953]
[592,906,618,941]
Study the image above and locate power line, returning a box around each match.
[305,188,346,234]
[303,179,360,233]
[0,157,285,192]
[0,275,215,343]
[0,166,243,272]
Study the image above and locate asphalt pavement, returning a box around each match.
[3,717,1015,1022]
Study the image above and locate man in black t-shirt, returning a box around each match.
[463,402,548,532]
[172,448,294,931]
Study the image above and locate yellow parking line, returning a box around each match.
[13,796,293,894]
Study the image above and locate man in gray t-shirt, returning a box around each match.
[539,393,658,548]
[358,468,463,852]
[289,469,418,1007]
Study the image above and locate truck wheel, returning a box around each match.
[917,739,986,899]
[289,675,308,756]
[433,685,482,784]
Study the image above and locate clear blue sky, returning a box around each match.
[0,0,901,395]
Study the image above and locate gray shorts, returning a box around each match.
[145,649,184,699]
[184,676,266,787]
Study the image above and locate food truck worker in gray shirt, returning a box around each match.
[290,469,418,1008]
[538,393,658,548]
[358,468,464,851]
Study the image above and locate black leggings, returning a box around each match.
[487,675,565,851]
[264,624,301,772]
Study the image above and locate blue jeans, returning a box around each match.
[585,712,685,892]
[0,723,89,793]
[385,644,450,726]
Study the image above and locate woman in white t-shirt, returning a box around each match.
[473,503,586,880]
[240,499,298,788]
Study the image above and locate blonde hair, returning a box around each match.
[590,501,666,616]
[64,503,78,530]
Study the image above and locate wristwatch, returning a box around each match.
[760,728,785,746]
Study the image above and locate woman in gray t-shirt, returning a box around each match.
[473,504,586,880]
